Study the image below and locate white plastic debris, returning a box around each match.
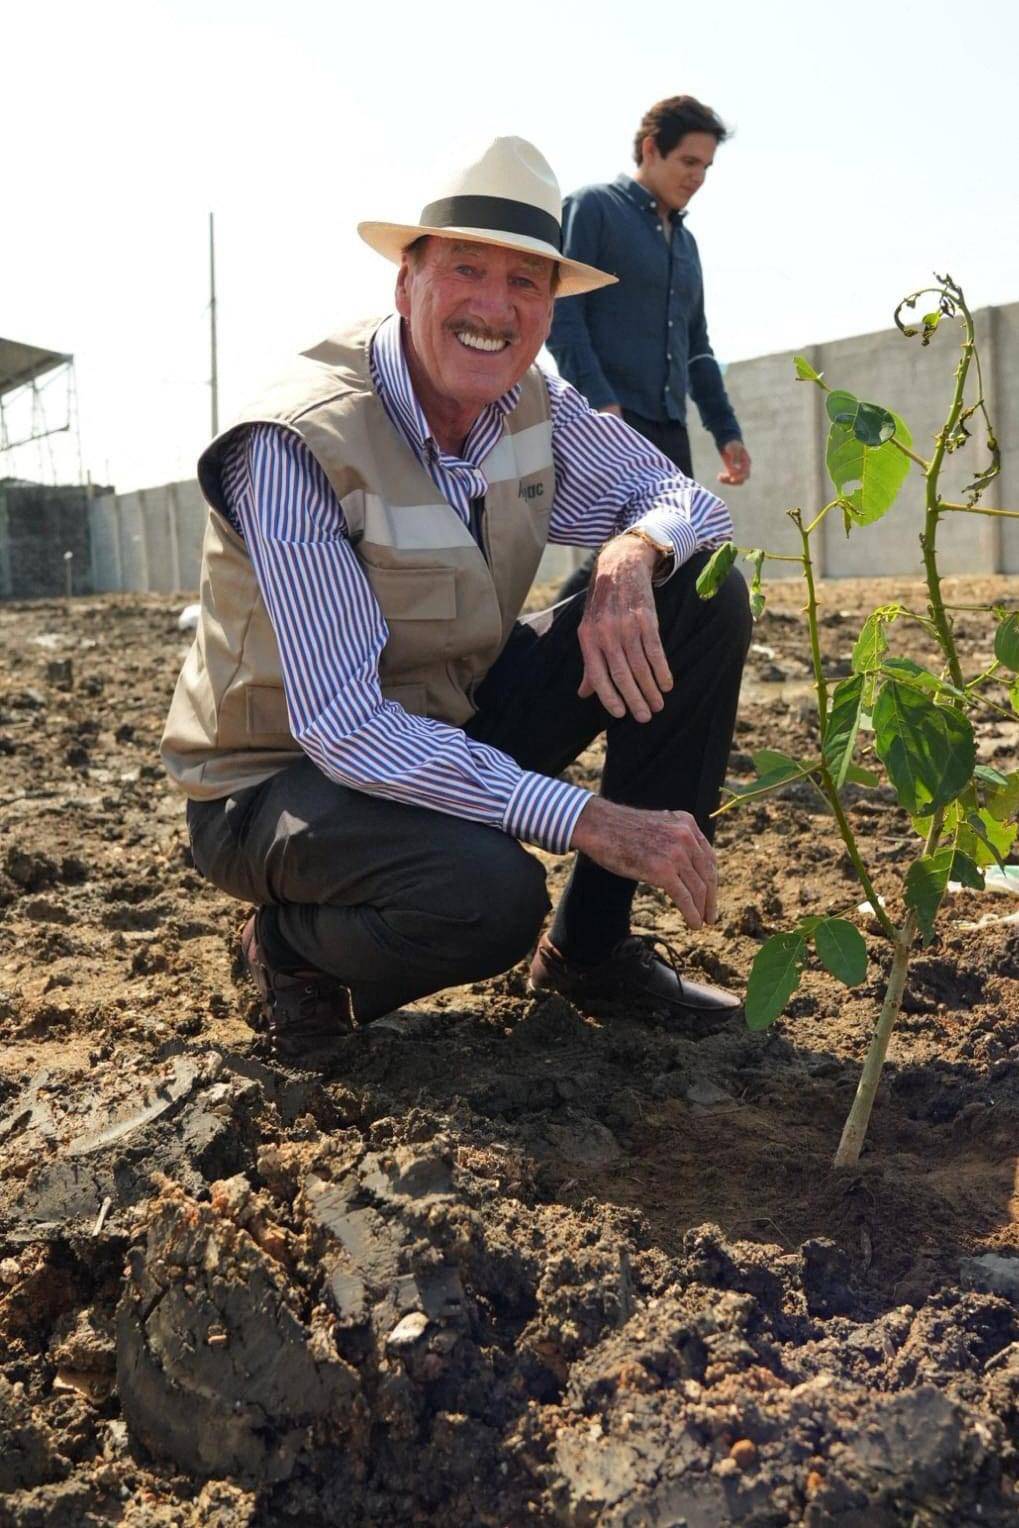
[859,866,1019,932]
[949,865,1019,898]
[177,602,201,632]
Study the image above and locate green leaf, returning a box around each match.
[826,389,859,425]
[724,757,818,805]
[794,355,823,383]
[974,764,1009,788]
[905,846,954,944]
[744,548,766,619]
[752,749,802,780]
[813,919,868,987]
[823,674,865,789]
[745,933,806,1030]
[852,611,891,673]
[921,311,941,344]
[852,402,896,446]
[880,656,967,701]
[1010,678,1019,715]
[982,770,1019,823]
[872,680,975,815]
[696,542,738,601]
[950,850,985,890]
[826,411,913,526]
[994,613,1019,673]
[967,809,1018,868]
[844,762,881,788]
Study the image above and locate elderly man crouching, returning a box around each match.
[161,136,751,1061]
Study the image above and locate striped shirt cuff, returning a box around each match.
[629,510,702,582]
[504,771,592,853]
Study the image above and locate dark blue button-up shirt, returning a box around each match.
[548,175,741,447]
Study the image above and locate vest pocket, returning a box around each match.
[366,565,457,620]
[244,684,294,741]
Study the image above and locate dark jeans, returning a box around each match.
[187,552,750,1021]
[557,412,694,602]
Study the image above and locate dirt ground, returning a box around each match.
[0,575,1017,1526]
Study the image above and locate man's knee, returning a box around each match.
[713,568,753,656]
[463,838,550,972]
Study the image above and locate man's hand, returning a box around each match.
[577,536,673,723]
[571,797,718,930]
[717,439,751,486]
[598,403,624,417]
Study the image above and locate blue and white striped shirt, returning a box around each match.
[220,313,733,854]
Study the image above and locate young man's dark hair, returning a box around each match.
[632,95,729,165]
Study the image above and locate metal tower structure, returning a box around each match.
[0,339,81,486]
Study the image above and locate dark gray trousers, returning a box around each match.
[187,554,750,1021]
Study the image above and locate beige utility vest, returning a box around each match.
[161,319,556,799]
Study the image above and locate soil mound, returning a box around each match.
[1,583,1017,1524]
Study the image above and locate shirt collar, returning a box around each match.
[371,313,521,459]
[614,173,687,225]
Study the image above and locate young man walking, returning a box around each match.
[548,96,751,597]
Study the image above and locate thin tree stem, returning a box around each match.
[890,438,930,471]
[824,778,899,944]
[833,923,914,1167]
[921,314,974,691]
[792,510,829,739]
[940,503,1019,520]
[803,500,841,537]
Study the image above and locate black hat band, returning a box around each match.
[418,195,562,253]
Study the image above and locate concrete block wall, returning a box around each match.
[0,482,93,599]
[688,301,1018,578]
[89,480,207,594]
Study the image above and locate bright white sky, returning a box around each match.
[4,0,1018,491]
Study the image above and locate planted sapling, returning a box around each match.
[697,275,1017,1167]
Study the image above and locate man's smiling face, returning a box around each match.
[395,237,556,424]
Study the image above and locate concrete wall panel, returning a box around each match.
[173,480,209,589]
[139,488,179,593]
[115,493,149,593]
[88,495,122,592]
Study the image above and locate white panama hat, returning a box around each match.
[358,136,617,299]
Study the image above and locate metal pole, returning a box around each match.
[209,211,219,437]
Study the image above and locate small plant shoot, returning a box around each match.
[699,275,1017,1168]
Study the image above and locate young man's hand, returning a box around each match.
[571,797,717,929]
[576,535,673,724]
[717,439,751,485]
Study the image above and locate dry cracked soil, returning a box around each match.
[0,576,1017,1527]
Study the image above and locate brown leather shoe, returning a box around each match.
[240,911,355,1063]
[528,933,742,1028]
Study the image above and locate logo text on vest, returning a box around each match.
[518,483,545,501]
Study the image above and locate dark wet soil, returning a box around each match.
[1,578,1017,1525]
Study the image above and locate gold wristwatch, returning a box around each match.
[623,527,673,562]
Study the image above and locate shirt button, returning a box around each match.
[668,319,674,328]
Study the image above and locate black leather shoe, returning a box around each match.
[240,911,355,1063]
[528,933,742,1028]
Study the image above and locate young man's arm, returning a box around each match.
[543,369,732,565]
[686,268,751,486]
